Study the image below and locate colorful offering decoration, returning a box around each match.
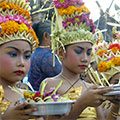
[10,80,71,103]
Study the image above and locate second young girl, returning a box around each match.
[42,0,119,119]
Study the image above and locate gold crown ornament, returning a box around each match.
[0,0,39,50]
[51,0,97,53]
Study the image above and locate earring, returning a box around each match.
[80,74,86,80]
[59,55,63,61]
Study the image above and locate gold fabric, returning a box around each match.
[64,87,97,120]
[0,85,11,114]
[78,107,97,120]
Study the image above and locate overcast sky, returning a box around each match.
[84,0,120,22]
[33,0,120,22]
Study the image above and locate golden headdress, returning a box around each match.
[93,38,120,83]
[51,0,97,54]
[0,0,39,50]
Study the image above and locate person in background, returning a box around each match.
[28,20,62,91]
[92,29,120,119]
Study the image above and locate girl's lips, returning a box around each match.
[79,65,87,69]
[14,70,24,75]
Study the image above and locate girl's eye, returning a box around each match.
[24,54,31,60]
[87,50,92,56]
[8,51,17,57]
[74,49,82,54]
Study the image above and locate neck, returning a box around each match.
[40,41,49,47]
[39,45,50,49]
[61,65,80,82]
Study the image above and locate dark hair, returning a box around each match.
[109,73,119,84]
[32,20,51,45]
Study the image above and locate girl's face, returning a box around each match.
[63,42,92,74]
[0,40,32,83]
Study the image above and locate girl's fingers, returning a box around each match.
[96,87,113,94]
[18,115,37,120]
[89,85,99,90]
[15,102,28,110]
[20,107,38,115]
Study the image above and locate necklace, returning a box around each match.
[60,74,80,94]
[60,74,74,86]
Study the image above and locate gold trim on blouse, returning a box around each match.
[0,85,11,114]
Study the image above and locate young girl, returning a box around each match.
[0,0,40,119]
[42,0,118,120]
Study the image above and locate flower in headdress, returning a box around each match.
[54,0,84,9]
[0,15,32,29]
[108,43,120,54]
[0,15,7,24]
[98,56,120,72]
[0,21,19,36]
[19,23,28,33]
[112,57,120,66]
[98,61,107,72]
[73,16,84,26]
[0,1,31,20]
[108,43,120,49]
[53,0,69,9]
[77,5,89,14]
[74,13,95,34]
[97,50,107,57]
[72,0,84,6]
[106,60,114,69]
[62,18,73,28]
[73,14,87,25]
[58,6,77,16]
[111,47,120,54]
[83,13,90,25]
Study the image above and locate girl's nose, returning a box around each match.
[81,53,88,62]
[17,57,24,67]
